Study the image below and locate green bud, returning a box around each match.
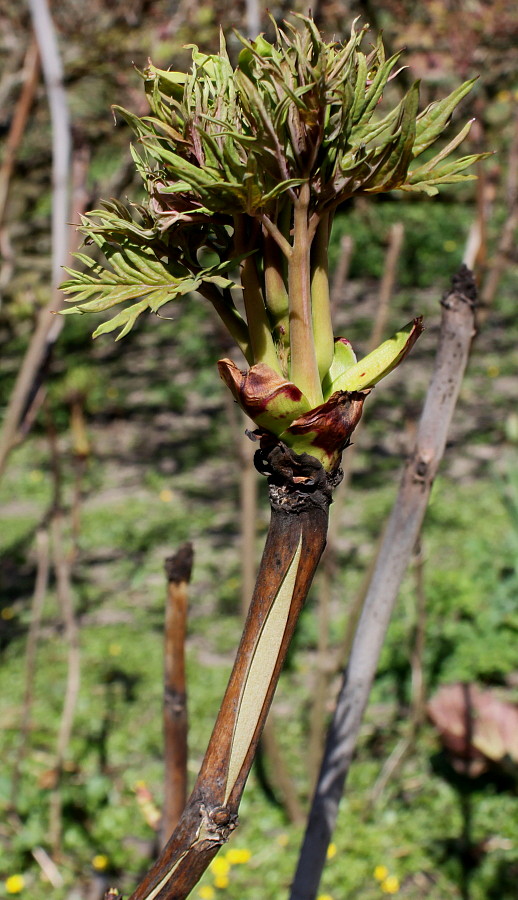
[144,64,186,101]
[322,337,357,400]
[238,35,274,79]
[325,318,424,394]
[218,359,312,436]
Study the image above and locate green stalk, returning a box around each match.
[288,183,323,408]
[310,213,334,381]
[264,231,290,374]
[234,215,282,373]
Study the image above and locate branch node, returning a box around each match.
[199,804,238,844]
[254,439,342,513]
[164,542,194,584]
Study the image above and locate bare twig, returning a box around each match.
[307,544,333,789]
[368,222,404,351]
[368,540,428,808]
[0,0,71,479]
[307,224,403,784]
[289,266,477,900]
[31,846,64,889]
[0,37,40,229]
[478,114,518,315]
[338,223,405,508]
[244,0,261,38]
[161,543,193,848]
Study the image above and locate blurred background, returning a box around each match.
[0,1,517,898]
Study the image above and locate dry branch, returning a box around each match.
[289,266,478,900]
[0,0,71,479]
[0,37,40,230]
[125,446,339,900]
[161,543,194,848]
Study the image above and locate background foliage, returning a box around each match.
[0,2,517,899]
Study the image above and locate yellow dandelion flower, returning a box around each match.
[1,607,14,620]
[198,887,215,900]
[326,842,337,860]
[276,833,289,847]
[381,875,400,894]
[374,865,389,882]
[317,894,334,900]
[209,857,230,877]
[108,642,121,656]
[213,873,229,889]
[225,848,252,865]
[92,854,109,871]
[159,488,174,503]
[5,875,25,894]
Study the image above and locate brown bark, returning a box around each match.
[125,446,340,900]
[161,544,194,848]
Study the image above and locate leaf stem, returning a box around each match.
[263,231,290,374]
[234,215,282,372]
[310,212,334,381]
[288,183,323,407]
[260,213,293,259]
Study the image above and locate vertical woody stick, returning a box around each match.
[161,543,194,848]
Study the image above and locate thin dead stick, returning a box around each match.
[307,224,405,779]
[410,540,427,728]
[161,543,193,849]
[368,540,427,808]
[478,115,518,315]
[307,545,333,789]
[339,221,405,493]
[0,0,71,479]
[289,266,477,900]
[368,222,404,351]
[10,526,50,806]
[0,37,40,228]
[49,510,81,858]
[244,0,261,38]
[31,846,64,889]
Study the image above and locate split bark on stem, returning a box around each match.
[289,266,478,900]
[126,445,341,900]
[161,543,193,849]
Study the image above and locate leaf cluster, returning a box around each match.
[61,14,486,340]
